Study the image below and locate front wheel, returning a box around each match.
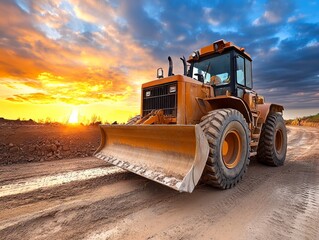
[257,113,287,166]
[200,109,250,189]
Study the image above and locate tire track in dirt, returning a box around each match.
[246,158,319,240]
[0,157,109,185]
[80,162,285,239]
[0,126,318,240]
[0,171,134,212]
[0,167,124,198]
[0,179,177,240]
[287,126,319,160]
[82,126,319,240]
[113,158,319,240]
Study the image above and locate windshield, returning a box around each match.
[192,53,231,85]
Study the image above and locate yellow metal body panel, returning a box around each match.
[141,75,212,125]
[257,103,284,123]
[94,125,209,193]
[185,82,211,124]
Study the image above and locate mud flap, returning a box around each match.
[94,125,209,193]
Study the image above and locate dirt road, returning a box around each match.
[0,126,318,240]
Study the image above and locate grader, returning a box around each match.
[95,39,287,193]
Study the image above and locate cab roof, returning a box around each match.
[188,39,252,62]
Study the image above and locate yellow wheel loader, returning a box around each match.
[95,39,287,193]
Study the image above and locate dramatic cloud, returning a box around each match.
[0,0,318,121]
[253,0,294,25]
[0,0,156,105]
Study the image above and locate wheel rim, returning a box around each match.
[275,128,283,154]
[222,130,242,169]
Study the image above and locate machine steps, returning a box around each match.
[250,111,262,157]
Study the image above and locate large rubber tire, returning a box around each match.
[126,115,140,125]
[200,109,250,189]
[257,113,287,166]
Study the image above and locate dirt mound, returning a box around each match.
[0,117,38,126]
[0,125,100,165]
[286,113,319,127]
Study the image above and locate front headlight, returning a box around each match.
[169,85,176,93]
[145,91,151,97]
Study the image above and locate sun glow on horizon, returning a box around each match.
[0,1,318,123]
[68,108,79,124]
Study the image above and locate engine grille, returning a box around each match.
[142,82,177,117]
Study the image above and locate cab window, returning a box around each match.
[236,55,252,89]
[192,53,231,85]
[245,59,252,88]
[236,56,245,85]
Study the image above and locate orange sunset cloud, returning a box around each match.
[0,0,161,123]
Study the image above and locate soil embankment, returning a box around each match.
[0,125,100,165]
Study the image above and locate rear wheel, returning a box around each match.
[257,113,287,166]
[200,109,250,189]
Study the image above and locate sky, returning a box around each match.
[0,0,318,123]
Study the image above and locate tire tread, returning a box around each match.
[200,108,250,189]
[257,113,287,166]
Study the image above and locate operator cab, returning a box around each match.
[188,39,253,98]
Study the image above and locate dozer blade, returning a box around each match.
[94,125,209,193]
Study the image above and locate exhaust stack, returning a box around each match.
[168,56,174,76]
[180,56,187,76]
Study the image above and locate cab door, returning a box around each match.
[235,54,256,111]
[235,54,253,98]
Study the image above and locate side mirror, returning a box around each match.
[157,68,164,78]
[194,73,204,83]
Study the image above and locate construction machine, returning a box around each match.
[95,39,287,193]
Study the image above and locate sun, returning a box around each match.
[68,108,79,124]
